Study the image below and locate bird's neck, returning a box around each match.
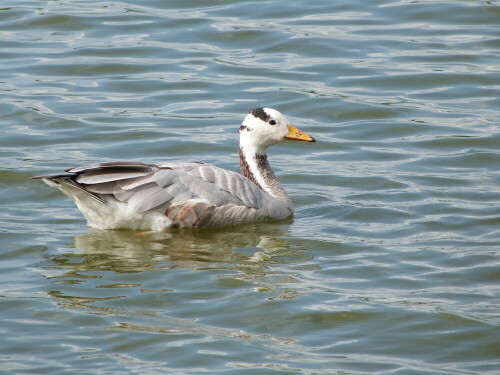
[238,144,290,204]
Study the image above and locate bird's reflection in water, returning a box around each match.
[49,220,311,278]
[46,221,312,312]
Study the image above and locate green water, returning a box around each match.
[1,0,499,374]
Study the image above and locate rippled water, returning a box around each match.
[1,0,499,374]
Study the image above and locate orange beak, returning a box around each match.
[284,125,315,142]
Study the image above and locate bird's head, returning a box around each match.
[239,108,315,153]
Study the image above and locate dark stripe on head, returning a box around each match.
[250,107,270,122]
[239,125,252,132]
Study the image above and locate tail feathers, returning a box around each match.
[29,173,76,180]
[31,175,107,204]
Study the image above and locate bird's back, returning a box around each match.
[34,161,292,230]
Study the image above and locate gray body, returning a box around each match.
[37,160,292,230]
[32,108,314,230]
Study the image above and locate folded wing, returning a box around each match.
[59,161,267,212]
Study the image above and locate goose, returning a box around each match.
[31,108,315,230]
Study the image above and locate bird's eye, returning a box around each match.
[269,120,276,125]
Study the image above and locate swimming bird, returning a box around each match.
[31,108,315,230]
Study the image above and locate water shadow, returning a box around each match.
[55,220,309,271]
[44,221,312,312]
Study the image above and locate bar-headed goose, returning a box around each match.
[31,108,315,230]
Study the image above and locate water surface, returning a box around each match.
[1,0,499,374]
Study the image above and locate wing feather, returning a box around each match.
[183,164,265,208]
[114,189,135,202]
[77,169,151,184]
[130,186,176,212]
[127,184,165,211]
[85,181,119,194]
[152,169,182,187]
[216,170,229,191]
[170,189,193,206]
[200,166,216,183]
[47,161,270,213]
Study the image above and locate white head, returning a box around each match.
[239,108,314,154]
